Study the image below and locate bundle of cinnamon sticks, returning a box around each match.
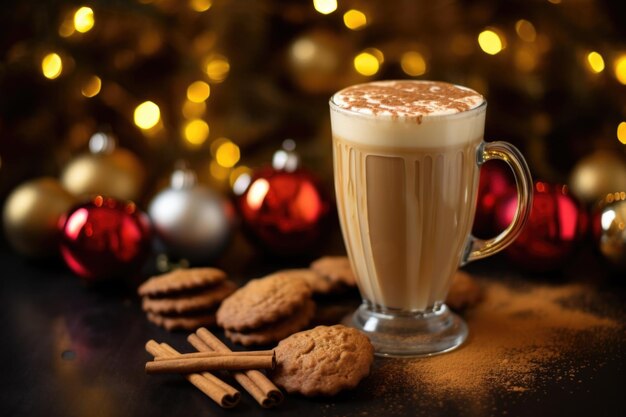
[144,327,283,408]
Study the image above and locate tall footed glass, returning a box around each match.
[330,81,533,357]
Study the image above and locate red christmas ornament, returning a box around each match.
[59,196,152,281]
[237,141,331,255]
[494,182,586,272]
[472,160,515,238]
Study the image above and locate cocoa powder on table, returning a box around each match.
[369,278,622,402]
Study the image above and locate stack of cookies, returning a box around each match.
[308,256,357,295]
[274,256,357,297]
[216,273,314,346]
[138,268,237,331]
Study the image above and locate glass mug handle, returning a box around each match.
[462,141,533,264]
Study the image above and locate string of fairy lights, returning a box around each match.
[32,0,626,192]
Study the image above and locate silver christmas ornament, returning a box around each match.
[148,167,234,264]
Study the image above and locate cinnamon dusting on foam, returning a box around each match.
[332,80,484,122]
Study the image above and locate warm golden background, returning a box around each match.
[1,0,625,203]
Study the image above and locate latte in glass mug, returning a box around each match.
[330,81,532,356]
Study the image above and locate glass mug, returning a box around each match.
[329,81,533,357]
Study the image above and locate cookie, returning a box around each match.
[310,256,357,288]
[271,325,374,396]
[142,281,237,314]
[310,303,356,327]
[225,299,315,346]
[278,269,338,295]
[138,268,226,297]
[217,273,312,332]
[446,270,482,311]
[146,311,217,331]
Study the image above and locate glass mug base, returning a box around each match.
[345,302,468,357]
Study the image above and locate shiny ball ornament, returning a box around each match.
[569,150,626,206]
[148,168,234,264]
[472,160,515,238]
[59,196,151,281]
[593,193,626,269]
[287,29,358,94]
[61,132,145,202]
[3,178,77,257]
[238,143,331,255]
[495,182,586,272]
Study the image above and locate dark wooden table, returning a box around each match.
[1,238,624,417]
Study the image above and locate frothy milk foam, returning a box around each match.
[331,80,486,311]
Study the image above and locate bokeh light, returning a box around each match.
[42,53,63,79]
[246,178,270,209]
[210,160,230,181]
[515,47,538,72]
[343,10,367,30]
[614,54,626,85]
[478,29,504,55]
[618,122,626,145]
[586,51,605,73]
[189,0,212,12]
[401,51,427,76]
[230,166,253,195]
[313,0,337,15]
[59,15,75,37]
[515,19,536,43]
[134,101,160,129]
[81,76,101,98]
[215,140,240,168]
[367,48,384,64]
[354,51,380,76]
[205,55,230,83]
[186,81,211,102]
[292,38,316,61]
[74,7,95,33]
[183,119,210,146]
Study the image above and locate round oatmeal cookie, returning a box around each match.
[138,268,226,297]
[146,312,216,331]
[142,281,237,314]
[310,256,357,288]
[217,273,312,331]
[278,269,339,295]
[446,270,483,311]
[271,324,374,396]
[225,299,315,346]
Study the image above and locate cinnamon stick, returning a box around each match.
[145,354,275,374]
[158,343,239,400]
[144,340,240,408]
[154,350,273,361]
[190,328,284,408]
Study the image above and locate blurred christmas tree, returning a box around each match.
[1,0,625,202]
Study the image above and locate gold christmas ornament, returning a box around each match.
[569,150,626,205]
[61,131,145,202]
[3,177,77,257]
[287,29,359,94]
